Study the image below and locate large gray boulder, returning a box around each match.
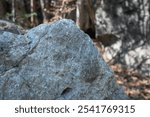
[0,19,127,99]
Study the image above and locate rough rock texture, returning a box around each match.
[0,19,127,99]
[0,20,26,34]
[95,0,150,76]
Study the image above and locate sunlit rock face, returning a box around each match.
[95,0,150,76]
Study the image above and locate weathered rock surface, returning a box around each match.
[95,0,150,76]
[0,19,127,99]
[0,20,26,34]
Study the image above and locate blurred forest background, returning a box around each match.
[0,0,150,99]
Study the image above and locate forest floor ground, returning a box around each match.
[109,64,150,100]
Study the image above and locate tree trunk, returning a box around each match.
[76,0,96,38]
[30,0,35,26]
[40,0,48,23]
[12,0,16,22]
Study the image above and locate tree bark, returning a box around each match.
[30,0,35,26]
[76,0,96,38]
[12,0,16,22]
[40,0,48,23]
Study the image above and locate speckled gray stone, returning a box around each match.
[0,19,127,99]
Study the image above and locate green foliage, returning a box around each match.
[24,12,37,18]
